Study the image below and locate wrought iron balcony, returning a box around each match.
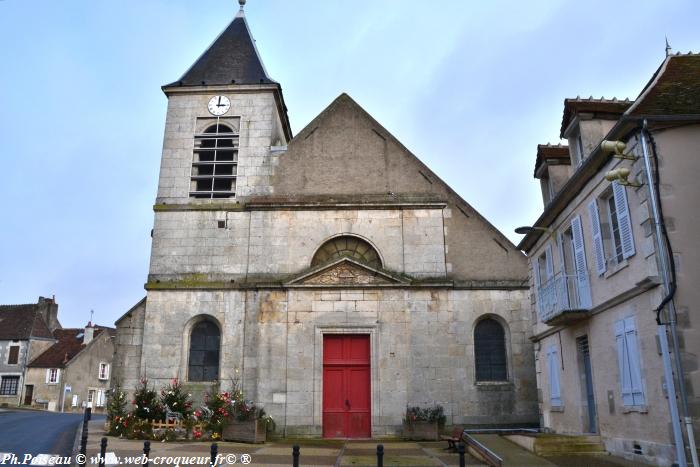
[538,272,590,325]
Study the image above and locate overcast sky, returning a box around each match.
[1,0,699,328]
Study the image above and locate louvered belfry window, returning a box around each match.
[190,123,238,199]
[474,318,507,381]
[188,320,220,382]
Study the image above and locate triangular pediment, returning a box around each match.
[286,257,407,287]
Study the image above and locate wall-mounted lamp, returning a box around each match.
[601,140,637,161]
[515,226,556,238]
[604,167,642,187]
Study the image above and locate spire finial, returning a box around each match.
[665,36,672,57]
[236,0,246,17]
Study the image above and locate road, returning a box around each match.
[0,409,97,457]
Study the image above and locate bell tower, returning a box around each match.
[155,0,291,204]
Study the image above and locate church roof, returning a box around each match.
[168,12,275,87]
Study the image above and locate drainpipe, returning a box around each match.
[640,119,697,467]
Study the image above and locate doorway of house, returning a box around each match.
[322,334,371,438]
[23,385,33,405]
[577,335,597,433]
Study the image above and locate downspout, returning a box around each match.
[640,119,697,467]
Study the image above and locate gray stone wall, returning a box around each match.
[149,207,447,281]
[112,300,146,395]
[134,287,537,436]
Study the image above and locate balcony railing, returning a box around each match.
[538,272,590,325]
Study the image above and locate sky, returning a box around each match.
[1,0,699,328]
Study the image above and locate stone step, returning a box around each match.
[536,442,607,455]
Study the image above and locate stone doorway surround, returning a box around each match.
[312,325,379,437]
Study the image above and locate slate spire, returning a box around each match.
[169,1,274,87]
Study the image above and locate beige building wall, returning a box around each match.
[24,331,115,412]
[528,123,700,465]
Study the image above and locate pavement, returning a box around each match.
[0,409,88,457]
[81,420,484,466]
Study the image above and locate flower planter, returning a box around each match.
[222,419,266,443]
[403,421,439,440]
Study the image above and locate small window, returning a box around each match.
[98,362,110,381]
[474,318,508,382]
[7,345,19,365]
[189,320,221,382]
[96,389,106,407]
[190,123,239,199]
[46,368,59,384]
[0,376,19,395]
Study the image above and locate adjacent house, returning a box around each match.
[517,53,700,465]
[24,323,115,412]
[0,297,60,406]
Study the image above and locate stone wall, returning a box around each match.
[149,207,447,281]
[133,286,537,436]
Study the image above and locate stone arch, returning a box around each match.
[473,314,511,382]
[182,314,222,382]
[310,233,383,269]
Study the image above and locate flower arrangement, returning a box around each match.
[404,404,446,427]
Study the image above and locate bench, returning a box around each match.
[441,426,465,451]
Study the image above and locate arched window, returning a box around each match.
[311,236,381,268]
[474,318,507,381]
[188,320,220,382]
[190,123,238,199]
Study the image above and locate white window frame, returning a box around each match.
[98,362,110,381]
[96,389,106,407]
[46,368,60,385]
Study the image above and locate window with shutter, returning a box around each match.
[570,215,592,308]
[533,258,542,318]
[588,200,607,275]
[615,317,645,406]
[612,181,636,259]
[544,245,554,281]
[7,346,19,365]
[547,345,562,407]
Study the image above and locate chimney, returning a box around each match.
[37,296,61,332]
[83,322,95,345]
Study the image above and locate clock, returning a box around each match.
[207,95,231,116]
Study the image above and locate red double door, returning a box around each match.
[322,334,371,438]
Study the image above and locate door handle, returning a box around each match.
[345,399,351,409]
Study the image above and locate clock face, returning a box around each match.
[207,95,231,116]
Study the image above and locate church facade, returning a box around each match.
[113,4,538,437]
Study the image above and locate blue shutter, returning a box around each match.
[548,345,562,407]
[588,199,607,276]
[615,319,634,406]
[533,259,542,318]
[571,215,592,308]
[544,244,554,280]
[624,317,646,405]
[613,181,636,259]
[556,233,570,309]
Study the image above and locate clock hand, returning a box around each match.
[217,96,222,106]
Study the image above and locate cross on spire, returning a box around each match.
[665,36,672,57]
